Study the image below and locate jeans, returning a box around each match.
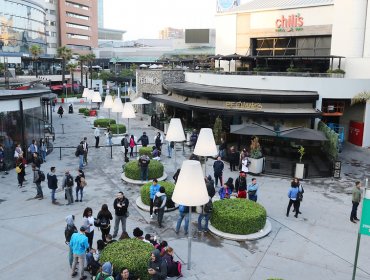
[141,166,148,181]
[41,150,46,162]
[101,226,110,242]
[167,145,172,157]
[76,186,83,201]
[249,194,257,202]
[351,201,359,220]
[124,147,128,158]
[157,207,165,226]
[130,147,134,157]
[86,230,94,249]
[95,136,99,148]
[198,213,210,231]
[149,199,155,215]
[68,247,73,267]
[214,173,223,187]
[65,187,74,204]
[218,149,225,158]
[71,253,85,278]
[176,212,189,233]
[51,188,56,202]
[35,182,43,197]
[113,215,127,237]
[79,155,84,169]
[83,151,88,164]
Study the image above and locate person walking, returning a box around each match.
[47,167,58,204]
[293,177,304,214]
[149,179,161,219]
[70,226,89,279]
[137,131,149,147]
[94,125,101,148]
[286,180,300,218]
[213,156,224,188]
[57,105,64,118]
[112,191,129,238]
[32,163,43,199]
[39,138,47,162]
[198,197,213,233]
[62,170,74,205]
[16,155,26,188]
[154,132,163,151]
[82,207,95,249]
[129,135,136,157]
[139,154,150,182]
[83,137,88,165]
[75,141,84,170]
[248,178,259,202]
[350,181,362,223]
[175,205,189,235]
[218,138,226,159]
[28,139,38,154]
[65,215,77,268]
[228,146,239,172]
[154,186,167,228]
[121,134,129,159]
[97,204,113,242]
[75,169,85,202]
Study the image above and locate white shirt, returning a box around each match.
[241,158,249,173]
[94,127,100,137]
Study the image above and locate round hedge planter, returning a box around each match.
[110,124,126,134]
[93,118,116,127]
[140,181,176,209]
[125,160,164,180]
[210,199,267,235]
[99,238,153,280]
[79,108,89,114]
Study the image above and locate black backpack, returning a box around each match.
[66,174,74,187]
[204,199,213,214]
[65,225,77,243]
[38,170,46,182]
[153,195,162,208]
[99,216,109,228]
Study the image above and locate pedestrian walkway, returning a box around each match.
[0,104,369,280]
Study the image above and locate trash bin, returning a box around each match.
[89,110,97,116]
[68,104,73,114]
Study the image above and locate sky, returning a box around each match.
[103,0,218,40]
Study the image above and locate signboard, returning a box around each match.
[333,161,341,178]
[275,13,304,32]
[225,101,262,111]
[360,195,370,236]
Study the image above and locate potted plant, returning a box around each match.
[295,145,305,179]
[248,136,264,174]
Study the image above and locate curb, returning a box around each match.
[121,172,168,185]
[135,196,178,213]
[208,219,272,241]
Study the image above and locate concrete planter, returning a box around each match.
[248,157,264,174]
[295,163,305,179]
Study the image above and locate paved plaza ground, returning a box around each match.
[0,103,370,280]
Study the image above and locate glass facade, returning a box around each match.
[0,0,46,54]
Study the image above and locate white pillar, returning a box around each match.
[362,100,370,147]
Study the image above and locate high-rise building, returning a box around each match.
[58,0,98,53]
[98,0,104,28]
[43,0,59,56]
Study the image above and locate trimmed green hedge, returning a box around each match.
[79,108,89,114]
[140,181,175,208]
[125,160,164,180]
[211,199,266,235]
[139,147,153,157]
[99,238,153,280]
[94,118,116,127]
[110,124,126,134]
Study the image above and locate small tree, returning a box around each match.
[213,116,223,144]
[30,44,42,77]
[57,46,72,85]
[78,54,88,89]
[86,52,96,88]
[250,136,262,159]
[298,146,305,163]
[66,63,78,95]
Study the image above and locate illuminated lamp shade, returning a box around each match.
[165,118,185,142]
[172,160,209,206]
[82,88,90,98]
[103,94,114,109]
[91,91,102,103]
[111,96,124,113]
[121,102,136,118]
[193,128,217,157]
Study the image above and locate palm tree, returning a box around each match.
[78,54,88,90]
[29,45,42,77]
[56,46,72,86]
[66,63,78,96]
[85,53,96,88]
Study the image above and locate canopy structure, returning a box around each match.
[280,127,327,141]
[230,124,276,137]
[131,97,152,105]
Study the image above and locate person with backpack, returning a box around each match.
[112,192,129,238]
[153,186,167,228]
[148,249,167,280]
[31,152,43,168]
[129,135,136,157]
[75,169,86,202]
[62,170,74,205]
[162,247,182,278]
[32,163,44,199]
[47,166,58,204]
[198,197,213,233]
[121,134,129,159]
[70,226,89,279]
[83,137,89,166]
[75,141,84,170]
[96,262,114,280]
[97,204,113,242]
[57,105,64,118]
[137,131,149,147]
[149,179,161,219]
[65,214,77,268]
[175,205,189,235]
[154,132,163,151]
[139,154,150,182]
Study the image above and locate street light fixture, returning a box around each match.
[111,88,124,134]
[165,118,186,169]
[194,128,218,176]
[121,102,135,134]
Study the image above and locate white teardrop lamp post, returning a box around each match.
[82,88,91,108]
[122,102,136,134]
[194,128,218,176]
[103,94,114,119]
[165,118,185,169]
[111,88,124,135]
[91,91,102,117]
[172,160,209,270]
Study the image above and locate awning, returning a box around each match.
[230,124,276,136]
[280,127,327,141]
[131,97,152,105]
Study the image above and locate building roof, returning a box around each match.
[229,0,334,13]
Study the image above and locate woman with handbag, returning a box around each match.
[286,180,300,218]
[82,207,95,249]
[96,204,113,242]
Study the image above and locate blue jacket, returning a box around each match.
[70,232,89,255]
[288,187,299,200]
[150,184,160,199]
[218,187,231,199]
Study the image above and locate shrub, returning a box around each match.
[140,181,175,208]
[211,199,266,235]
[94,118,116,128]
[110,124,126,134]
[99,238,153,280]
[125,160,164,180]
[139,147,153,157]
[84,110,90,116]
[79,108,89,114]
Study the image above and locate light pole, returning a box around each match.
[194,128,218,176]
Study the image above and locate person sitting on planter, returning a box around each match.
[218,183,232,199]
[162,247,182,278]
[225,177,234,193]
[235,171,247,198]
[115,267,138,280]
[148,249,167,280]
[96,262,114,280]
[133,227,144,241]
[152,146,161,161]
[248,178,259,202]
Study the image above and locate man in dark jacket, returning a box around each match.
[121,134,129,159]
[148,249,167,280]
[189,129,198,151]
[213,156,224,187]
[137,132,149,147]
[32,152,43,168]
[235,171,247,198]
[47,166,58,204]
[139,154,150,182]
[205,175,216,198]
[32,163,43,199]
[112,191,129,238]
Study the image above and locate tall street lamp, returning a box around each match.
[121,102,135,134]
[111,89,124,135]
[194,128,218,176]
[165,118,185,169]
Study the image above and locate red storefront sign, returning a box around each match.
[275,13,304,32]
[349,121,364,146]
